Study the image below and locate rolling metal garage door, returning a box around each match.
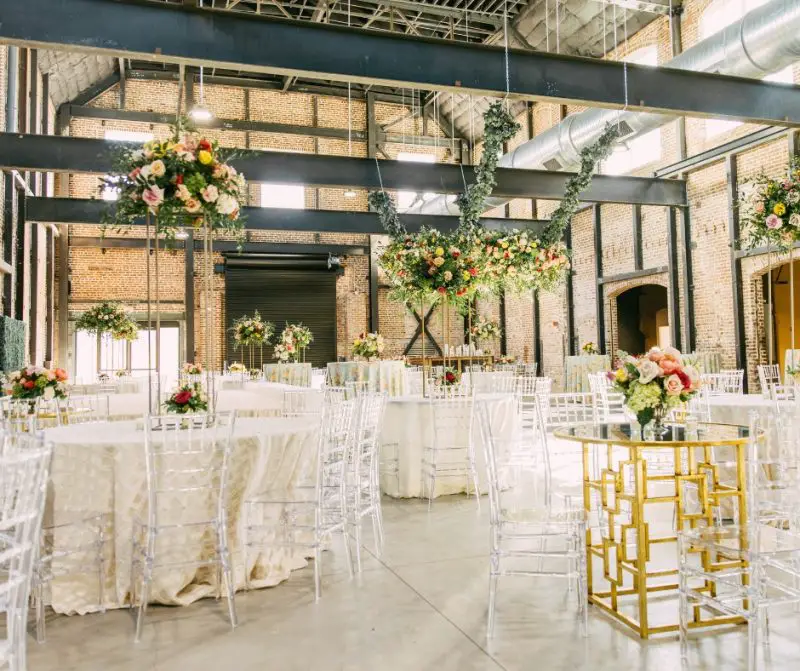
[225,266,337,368]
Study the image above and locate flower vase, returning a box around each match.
[642,405,669,440]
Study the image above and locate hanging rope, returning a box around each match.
[503,0,511,109]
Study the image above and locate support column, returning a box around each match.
[667,207,682,351]
[632,204,643,271]
[368,235,380,332]
[593,205,606,353]
[565,223,576,356]
[726,155,747,385]
[185,229,195,361]
[680,204,695,352]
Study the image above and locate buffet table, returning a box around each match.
[379,393,516,498]
[326,360,407,396]
[42,417,319,614]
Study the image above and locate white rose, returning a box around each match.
[150,160,166,178]
[636,359,661,384]
[216,193,238,215]
[139,164,152,179]
[43,386,55,401]
[790,213,800,228]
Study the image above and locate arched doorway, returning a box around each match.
[765,260,800,373]
[614,284,669,354]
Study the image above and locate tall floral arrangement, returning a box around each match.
[469,316,502,342]
[231,310,273,349]
[740,157,800,250]
[611,347,701,429]
[103,120,247,243]
[352,332,385,361]
[75,302,139,341]
[274,324,313,363]
[6,366,68,401]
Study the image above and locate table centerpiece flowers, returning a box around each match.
[75,301,139,341]
[228,362,247,374]
[164,382,208,414]
[183,362,203,376]
[611,347,701,435]
[6,366,69,402]
[274,324,314,363]
[582,342,600,355]
[352,332,385,361]
[436,366,461,387]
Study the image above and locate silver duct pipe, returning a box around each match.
[411,0,800,216]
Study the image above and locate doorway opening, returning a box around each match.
[614,284,669,355]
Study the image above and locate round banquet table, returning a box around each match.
[379,393,517,498]
[707,392,789,426]
[42,416,319,615]
[327,361,407,396]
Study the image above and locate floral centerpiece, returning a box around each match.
[496,355,516,365]
[164,382,208,414]
[75,302,138,341]
[274,324,313,363]
[582,342,600,355]
[183,362,203,376]
[6,366,68,401]
[104,122,247,243]
[436,366,461,387]
[228,362,247,374]
[231,311,273,349]
[352,332,385,361]
[611,347,701,432]
[740,157,800,250]
[479,230,570,294]
[786,364,800,384]
[98,373,110,383]
[469,316,502,343]
[115,369,128,378]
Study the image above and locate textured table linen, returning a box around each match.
[563,355,610,392]
[707,393,789,426]
[379,394,517,498]
[262,363,312,387]
[42,417,319,615]
[326,361,407,396]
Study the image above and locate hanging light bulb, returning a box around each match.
[344,189,357,199]
[189,65,214,122]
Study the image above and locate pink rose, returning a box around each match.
[184,198,202,214]
[766,214,783,229]
[212,164,229,180]
[141,185,164,210]
[660,359,680,375]
[755,201,765,214]
[201,185,219,203]
[647,347,665,363]
[176,184,191,202]
[665,374,683,396]
[129,167,141,181]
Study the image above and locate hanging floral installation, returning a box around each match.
[352,332,385,361]
[102,119,248,244]
[231,310,273,349]
[75,302,139,341]
[739,156,800,251]
[369,103,619,307]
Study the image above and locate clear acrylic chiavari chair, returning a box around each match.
[758,364,782,396]
[0,434,51,671]
[472,371,517,395]
[282,389,323,419]
[422,391,480,510]
[243,398,355,600]
[587,372,624,423]
[546,393,598,429]
[130,412,237,641]
[57,394,110,425]
[346,393,387,572]
[475,400,587,638]
[678,413,800,670]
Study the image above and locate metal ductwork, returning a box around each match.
[410,0,800,217]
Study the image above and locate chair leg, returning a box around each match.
[134,565,151,643]
[353,515,363,573]
[221,549,238,629]
[35,581,46,644]
[487,568,498,638]
[678,567,690,666]
[373,497,385,557]
[747,611,760,671]
[313,545,323,601]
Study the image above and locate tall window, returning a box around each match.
[602,47,661,176]
[701,0,795,138]
[261,183,305,209]
[102,130,154,200]
[396,152,436,211]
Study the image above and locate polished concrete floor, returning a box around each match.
[27,495,800,671]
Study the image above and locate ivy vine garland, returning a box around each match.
[369,104,620,306]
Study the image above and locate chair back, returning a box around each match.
[143,413,235,530]
[59,394,110,424]
[282,389,323,419]
[472,371,516,394]
[345,380,372,398]
[547,392,598,428]
[430,393,475,451]
[349,393,387,484]
[758,364,782,394]
[588,372,624,423]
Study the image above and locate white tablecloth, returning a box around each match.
[708,393,788,426]
[379,394,517,498]
[42,417,319,615]
[262,363,312,387]
[326,361,407,396]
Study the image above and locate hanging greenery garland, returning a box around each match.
[369,103,620,306]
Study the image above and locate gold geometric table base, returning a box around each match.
[555,422,751,638]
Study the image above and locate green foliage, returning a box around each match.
[739,156,800,251]
[0,316,26,373]
[75,302,138,341]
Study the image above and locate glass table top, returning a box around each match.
[554,422,751,446]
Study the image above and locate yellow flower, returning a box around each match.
[501,241,509,249]
[354,339,362,346]
[433,257,445,267]
[614,368,628,383]
[435,247,445,257]
[198,150,213,165]
[774,203,787,216]
[462,271,471,281]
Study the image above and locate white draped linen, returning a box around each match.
[42,417,319,615]
[379,394,517,498]
[326,361,407,396]
[708,393,789,425]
